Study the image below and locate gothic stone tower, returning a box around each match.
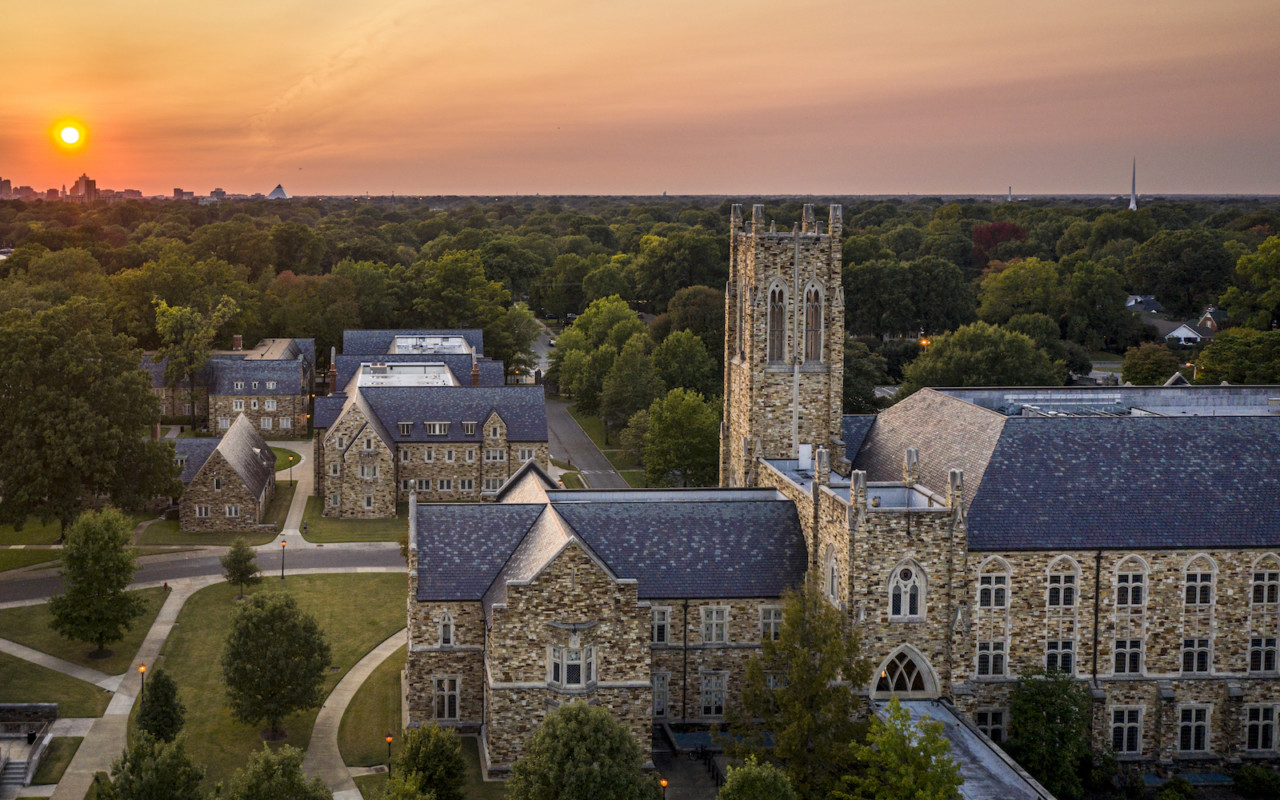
[720,203,845,487]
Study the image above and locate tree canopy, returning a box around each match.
[635,388,720,487]
[1006,667,1092,800]
[899,322,1063,395]
[98,734,204,800]
[137,667,186,743]
[49,508,146,656]
[221,744,333,800]
[832,699,962,800]
[393,724,466,800]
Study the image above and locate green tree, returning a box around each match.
[582,262,631,304]
[977,257,1066,325]
[600,334,665,441]
[1193,328,1280,384]
[221,593,332,739]
[843,261,914,338]
[1063,260,1144,352]
[567,295,642,350]
[843,337,889,414]
[490,302,541,380]
[727,579,870,800]
[905,256,976,334]
[561,343,617,416]
[222,744,332,800]
[1006,668,1092,800]
[629,231,724,311]
[48,509,145,657]
[659,285,725,364]
[717,756,797,800]
[1121,342,1182,385]
[507,701,661,800]
[98,734,204,800]
[1221,235,1280,330]
[137,667,186,743]
[899,322,1063,395]
[393,724,466,800]
[380,771,437,800]
[221,537,262,599]
[410,251,511,360]
[271,221,326,275]
[154,297,238,430]
[619,409,649,465]
[1126,229,1233,316]
[0,299,180,531]
[653,329,718,399]
[641,388,720,487]
[832,698,962,800]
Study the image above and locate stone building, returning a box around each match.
[404,204,1280,784]
[173,414,277,533]
[313,330,547,516]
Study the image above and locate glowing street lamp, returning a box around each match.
[660,777,668,798]
[281,540,286,580]
[139,664,147,697]
[385,733,394,774]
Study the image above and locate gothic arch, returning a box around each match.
[802,278,825,363]
[1183,553,1218,575]
[1252,553,1280,572]
[766,279,788,363]
[870,644,940,699]
[977,557,1011,609]
[886,559,927,620]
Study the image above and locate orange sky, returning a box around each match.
[4,0,1278,196]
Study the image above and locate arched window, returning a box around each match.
[889,564,925,620]
[1253,555,1280,606]
[767,285,786,363]
[1116,557,1147,608]
[978,559,1010,609]
[823,545,839,605]
[1184,555,1216,608]
[439,611,454,646]
[1046,557,1078,608]
[803,284,823,362]
[877,651,926,693]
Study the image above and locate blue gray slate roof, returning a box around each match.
[211,357,307,395]
[172,439,219,483]
[314,394,346,429]
[341,386,547,442]
[841,415,875,458]
[342,329,484,356]
[141,356,214,389]
[416,505,547,601]
[332,354,505,391]
[967,416,1280,550]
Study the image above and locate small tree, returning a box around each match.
[832,698,962,800]
[381,770,437,800]
[49,508,145,658]
[1121,342,1182,385]
[1006,667,1092,800]
[137,667,185,742]
[717,756,797,800]
[222,744,332,800]
[98,733,204,800]
[726,578,870,800]
[393,725,466,800]
[641,388,720,487]
[507,701,661,800]
[221,537,262,599]
[222,592,331,739]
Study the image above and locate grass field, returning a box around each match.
[339,645,405,767]
[0,510,156,547]
[153,573,406,789]
[0,549,61,573]
[354,773,388,797]
[620,471,648,488]
[0,587,168,674]
[263,482,296,528]
[31,736,83,785]
[0,652,111,717]
[138,519,277,547]
[559,472,585,489]
[271,447,303,472]
[566,407,644,473]
[301,498,407,542]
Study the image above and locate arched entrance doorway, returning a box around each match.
[871,645,940,700]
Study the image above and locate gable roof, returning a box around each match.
[967,416,1280,550]
[172,439,219,483]
[355,386,547,442]
[342,329,484,357]
[841,415,876,459]
[211,415,276,497]
[211,357,306,395]
[313,394,347,429]
[415,504,547,601]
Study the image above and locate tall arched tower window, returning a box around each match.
[804,284,823,362]
[767,285,786,363]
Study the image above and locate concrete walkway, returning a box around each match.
[0,638,120,691]
[301,628,407,799]
[264,439,316,551]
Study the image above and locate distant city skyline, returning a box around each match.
[4,0,1278,196]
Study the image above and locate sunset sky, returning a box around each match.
[4,0,1278,196]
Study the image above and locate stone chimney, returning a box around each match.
[232,334,243,351]
[903,448,920,486]
[470,360,481,387]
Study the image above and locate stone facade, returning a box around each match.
[211,392,308,436]
[152,385,208,421]
[721,203,846,488]
[179,448,274,532]
[317,403,397,518]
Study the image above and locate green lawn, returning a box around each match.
[354,773,388,797]
[620,471,648,488]
[153,573,407,789]
[565,407,644,472]
[31,736,83,785]
[301,498,408,543]
[264,482,297,528]
[559,472,585,489]
[271,447,303,472]
[0,549,61,573]
[0,587,168,674]
[0,652,111,717]
[0,518,63,546]
[138,520,277,547]
[339,645,405,767]
[550,457,574,470]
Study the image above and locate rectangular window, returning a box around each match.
[280,417,291,429]
[337,436,346,449]
[1117,572,1145,607]
[1246,706,1276,752]
[701,607,728,644]
[417,478,430,492]
[978,574,1008,608]
[360,464,378,478]
[483,477,502,491]
[363,495,373,509]
[1253,570,1280,605]
[364,437,374,451]
[652,608,670,644]
[466,449,476,463]
[1185,572,1213,606]
[401,480,412,492]
[330,463,339,476]
[250,399,259,410]
[424,422,449,436]
[251,381,258,389]
[760,607,783,641]
[1181,638,1211,674]
[445,449,455,463]
[234,381,244,390]
[424,448,434,462]
[265,399,277,411]
[329,492,339,506]
[399,422,413,437]
[1046,640,1074,673]
[519,448,534,462]
[266,381,277,390]
[490,426,500,438]
[1112,708,1142,754]
[433,676,459,721]
[653,673,669,718]
[213,477,223,491]
[459,478,475,492]
[485,449,505,462]
[401,449,410,463]
[219,417,231,429]
[462,422,477,436]
[233,399,244,411]
[438,478,453,492]
[261,417,272,430]
[977,640,1005,677]
[1178,706,1209,753]
[182,403,192,416]
[700,672,726,717]
[195,505,210,518]
[976,709,1006,744]
[1250,638,1278,672]
[226,505,240,518]
[1114,639,1143,674]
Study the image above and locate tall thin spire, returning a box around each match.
[1129,158,1138,211]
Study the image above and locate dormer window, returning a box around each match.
[174,455,187,468]
[399,422,412,437]
[251,381,259,389]
[490,426,500,438]
[234,381,245,390]
[462,422,477,436]
[266,381,276,390]
[425,422,449,436]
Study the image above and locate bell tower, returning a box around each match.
[720,203,845,488]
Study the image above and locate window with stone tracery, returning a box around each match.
[1253,556,1280,605]
[767,285,786,363]
[978,560,1010,609]
[803,284,823,362]
[889,564,924,620]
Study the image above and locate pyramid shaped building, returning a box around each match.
[266,184,290,200]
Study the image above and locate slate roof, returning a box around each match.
[313,394,346,429]
[966,416,1280,550]
[352,386,547,442]
[332,354,505,392]
[551,500,808,598]
[415,505,546,600]
[482,509,571,613]
[140,356,214,389]
[214,415,276,498]
[342,329,484,356]
[211,357,307,395]
[841,415,876,459]
[172,439,219,483]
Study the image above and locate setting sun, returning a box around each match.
[60,126,80,144]
[50,118,87,151]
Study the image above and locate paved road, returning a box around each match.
[543,393,628,489]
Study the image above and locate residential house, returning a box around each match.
[174,415,277,533]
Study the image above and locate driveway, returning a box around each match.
[543,392,628,489]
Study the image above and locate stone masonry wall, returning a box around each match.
[319,404,396,518]
[406,600,485,730]
[179,449,272,532]
[210,392,309,435]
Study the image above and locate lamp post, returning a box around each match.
[288,455,294,485]
[660,778,667,798]
[139,664,146,698]
[280,540,286,580]
[385,733,393,775]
